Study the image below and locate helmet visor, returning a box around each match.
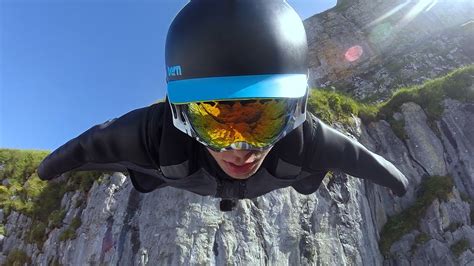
[184,99,296,151]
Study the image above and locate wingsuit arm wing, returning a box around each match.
[308,115,409,196]
[38,103,164,181]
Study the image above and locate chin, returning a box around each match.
[228,172,253,180]
[225,164,260,180]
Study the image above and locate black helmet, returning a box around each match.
[165,0,309,146]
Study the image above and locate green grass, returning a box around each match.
[307,89,377,125]
[451,239,470,257]
[0,224,5,235]
[379,175,454,256]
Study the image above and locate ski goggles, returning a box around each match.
[169,97,307,151]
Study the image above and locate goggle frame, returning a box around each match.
[168,93,308,152]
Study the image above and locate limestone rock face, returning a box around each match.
[401,102,447,177]
[305,0,474,100]
[439,99,474,198]
[0,174,384,265]
[361,100,474,265]
[1,99,472,265]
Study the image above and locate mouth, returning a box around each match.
[223,160,258,176]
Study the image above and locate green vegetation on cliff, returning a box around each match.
[0,149,49,215]
[307,65,474,137]
[307,66,473,257]
[414,233,430,246]
[4,249,32,266]
[307,88,377,124]
[451,239,470,257]
[0,149,104,247]
[379,175,454,256]
[374,65,474,122]
[0,149,103,216]
[59,216,82,241]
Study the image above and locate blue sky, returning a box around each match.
[1,0,336,151]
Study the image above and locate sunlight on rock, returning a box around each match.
[401,0,438,27]
[424,0,438,12]
[367,0,411,28]
[367,0,440,33]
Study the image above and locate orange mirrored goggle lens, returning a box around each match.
[186,99,292,150]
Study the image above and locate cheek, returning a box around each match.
[212,153,229,162]
[208,150,231,165]
[212,151,238,161]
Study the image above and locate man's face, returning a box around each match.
[206,147,272,180]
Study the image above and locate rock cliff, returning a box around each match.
[2,93,473,265]
[305,0,473,100]
[1,0,473,265]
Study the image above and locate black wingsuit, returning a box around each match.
[38,100,409,203]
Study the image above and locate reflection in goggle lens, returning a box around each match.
[186,99,292,150]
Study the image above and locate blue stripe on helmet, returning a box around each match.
[167,74,307,104]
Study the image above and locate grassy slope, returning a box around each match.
[307,64,474,126]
